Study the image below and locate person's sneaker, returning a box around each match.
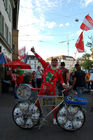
[53,118,57,125]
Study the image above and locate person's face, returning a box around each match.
[60,65,64,68]
[38,66,40,70]
[51,59,58,67]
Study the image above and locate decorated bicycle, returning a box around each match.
[12,47,88,131]
[12,84,87,131]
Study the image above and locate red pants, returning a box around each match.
[37,84,57,118]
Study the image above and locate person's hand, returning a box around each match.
[31,47,35,53]
[70,85,74,89]
[67,82,69,88]
[62,83,66,89]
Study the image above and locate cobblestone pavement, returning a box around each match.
[0,91,93,140]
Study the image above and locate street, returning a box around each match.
[0,92,93,140]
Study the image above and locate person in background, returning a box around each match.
[2,67,11,93]
[60,62,69,85]
[36,66,42,88]
[31,47,66,125]
[89,71,93,90]
[16,66,24,86]
[89,70,93,111]
[10,69,18,97]
[57,62,69,96]
[72,63,85,97]
[30,71,36,88]
[85,70,91,91]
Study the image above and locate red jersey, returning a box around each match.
[35,53,64,88]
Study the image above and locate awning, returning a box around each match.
[4,59,31,69]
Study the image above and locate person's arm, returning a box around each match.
[57,69,66,88]
[72,77,76,89]
[66,71,69,84]
[31,47,49,69]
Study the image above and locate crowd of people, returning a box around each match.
[1,47,93,98]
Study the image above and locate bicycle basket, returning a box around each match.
[39,96,64,106]
[65,96,88,106]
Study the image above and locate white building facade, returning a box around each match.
[0,0,15,61]
[27,55,43,71]
[46,55,76,71]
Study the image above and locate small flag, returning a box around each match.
[80,14,93,31]
[18,47,26,60]
[75,32,84,53]
[22,53,28,63]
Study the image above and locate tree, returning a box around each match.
[77,53,93,70]
[82,59,93,70]
[82,53,90,60]
[86,36,93,55]
[86,36,93,49]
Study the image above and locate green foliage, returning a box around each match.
[82,53,90,60]
[23,74,31,83]
[86,36,93,49]
[86,42,93,48]
[82,59,93,70]
[71,67,75,72]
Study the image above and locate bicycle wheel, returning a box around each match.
[56,104,85,131]
[16,84,32,101]
[12,101,41,129]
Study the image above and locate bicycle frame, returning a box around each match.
[38,95,64,118]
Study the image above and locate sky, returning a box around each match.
[18,0,93,60]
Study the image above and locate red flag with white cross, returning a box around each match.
[75,32,84,53]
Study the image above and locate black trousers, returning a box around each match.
[36,78,42,88]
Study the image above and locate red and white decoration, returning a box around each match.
[75,32,84,53]
[80,14,93,31]
[18,47,26,60]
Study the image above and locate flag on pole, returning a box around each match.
[80,14,93,31]
[22,53,28,63]
[18,47,26,60]
[75,32,84,53]
[0,53,6,64]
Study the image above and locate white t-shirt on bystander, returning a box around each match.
[89,73,93,81]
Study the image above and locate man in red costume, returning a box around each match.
[31,47,66,124]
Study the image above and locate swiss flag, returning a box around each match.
[18,47,26,60]
[75,32,84,53]
[80,14,93,31]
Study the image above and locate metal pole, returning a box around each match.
[67,40,69,56]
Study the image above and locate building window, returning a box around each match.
[9,4,12,21]
[2,15,4,36]
[8,32,10,45]
[0,12,2,33]
[4,0,7,11]
[0,12,4,36]
[8,32,12,47]
[6,0,9,15]
[5,23,8,41]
